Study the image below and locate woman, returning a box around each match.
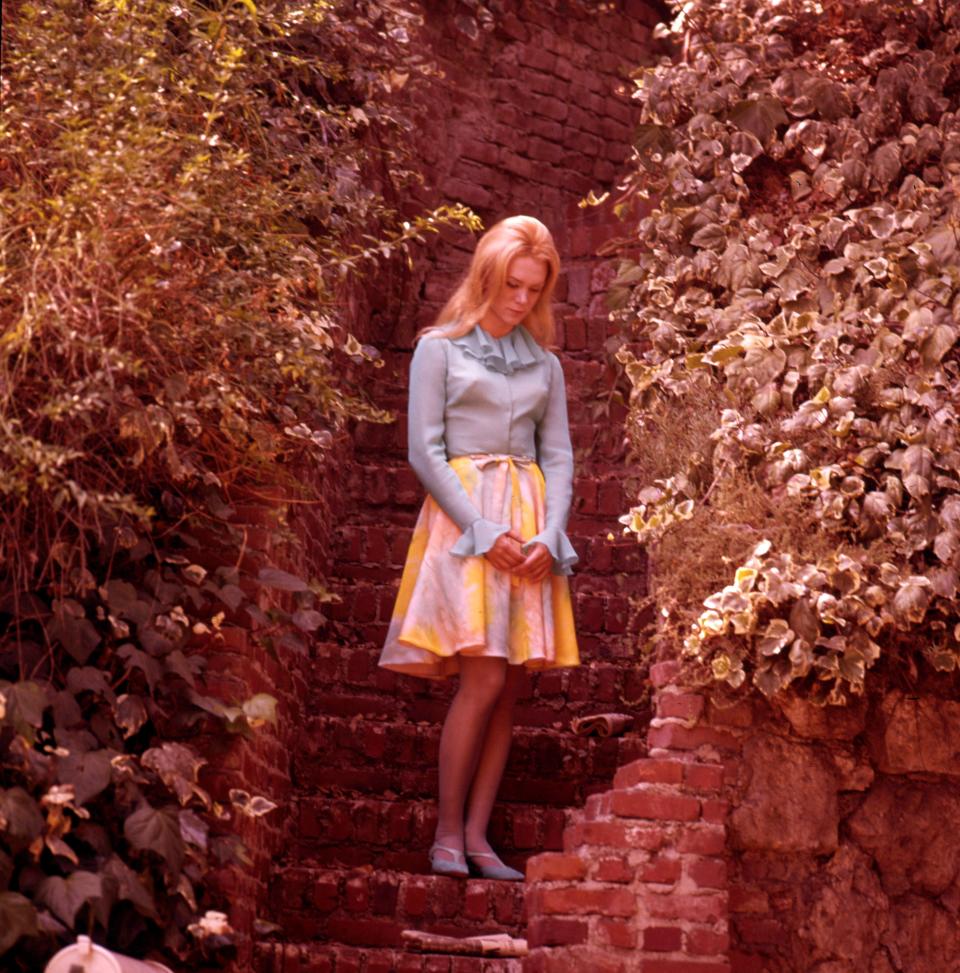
[378,215,579,882]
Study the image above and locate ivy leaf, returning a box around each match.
[142,742,209,807]
[690,223,727,250]
[870,141,901,190]
[257,567,309,592]
[229,789,278,818]
[117,643,162,692]
[66,666,116,704]
[47,599,100,664]
[0,892,38,955]
[35,871,102,928]
[0,787,44,846]
[0,681,48,738]
[633,123,674,170]
[102,853,158,919]
[215,583,246,611]
[179,809,209,851]
[115,694,149,739]
[59,749,114,806]
[124,801,185,875]
[920,324,956,368]
[727,97,788,143]
[241,693,277,727]
[100,579,152,625]
[292,608,324,632]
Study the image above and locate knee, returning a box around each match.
[458,660,508,707]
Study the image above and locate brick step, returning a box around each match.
[293,795,569,869]
[254,941,523,972]
[309,646,653,727]
[293,715,647,806]
[270,866,526,947]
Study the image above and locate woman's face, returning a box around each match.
[483,255,549,334]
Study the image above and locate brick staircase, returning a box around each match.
[254,349,650,973]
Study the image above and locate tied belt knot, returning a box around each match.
[454,454,537,583]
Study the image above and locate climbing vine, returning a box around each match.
[0,0,476,966]
[613,0,960,702]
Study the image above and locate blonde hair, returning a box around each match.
[419,215,560,347]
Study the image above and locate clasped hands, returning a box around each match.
[484,530,552,583]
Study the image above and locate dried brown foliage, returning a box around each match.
[0,0,475,966]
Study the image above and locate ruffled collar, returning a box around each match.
[450,324,546,375]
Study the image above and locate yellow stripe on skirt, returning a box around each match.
[378,454,580,679]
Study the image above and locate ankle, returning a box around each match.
[433,829,464,852]
[464,833,492,854]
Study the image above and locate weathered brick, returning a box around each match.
[647,723,741,753]
[614,758,685,789]
[594,857,634,883]
[528,916,590,947]
[527,852,589,882]
[640,856,682,884]
[643,925,683,951]
[688,857,728,890]
[657,692,706,722]
[540,885,637,918]
[610,790,701,822]
[687,926,732,956]
[597,917,637,949]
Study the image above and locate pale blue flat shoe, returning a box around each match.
[466,849,524,882]
[430,843,469,878]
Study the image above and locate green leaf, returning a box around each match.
[35,871,102,928]
[66,666,116,703]
[292,608,324,632]
[115,694,149,739]
[141,742,209,807]
[59,749,115,806]
[102,854,158,919]
[0,681,48,737]
[0,892,38,955]
[241,693,277,727]
[0,787,44,846]
[257,567,309,592]
[727,97,788,143]
[101,579,152,624]
[47,599,101,664]
[124,802,184,875]
[117,643,162,691]
[632,123,674,170]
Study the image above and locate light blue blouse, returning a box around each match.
[407,323,578,575]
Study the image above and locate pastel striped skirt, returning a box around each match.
[378,454,580,679]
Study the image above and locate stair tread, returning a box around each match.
[292,794,570,867]
[294,714,646,806]
[254,940,524,972]
[270,866,527,948]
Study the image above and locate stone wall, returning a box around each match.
[718,683,960,973]
[526,657,960,973]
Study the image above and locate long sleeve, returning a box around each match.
[524,353,579,575]
[407,337,510,557]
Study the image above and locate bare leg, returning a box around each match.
[463,664,526,855]
[433,657,507,863]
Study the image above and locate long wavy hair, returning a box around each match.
[418,215,561,347]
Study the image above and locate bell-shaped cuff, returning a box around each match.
[522,528,579,576]
[450,518,511,558]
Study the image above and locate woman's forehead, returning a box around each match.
[506,254,548,283]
